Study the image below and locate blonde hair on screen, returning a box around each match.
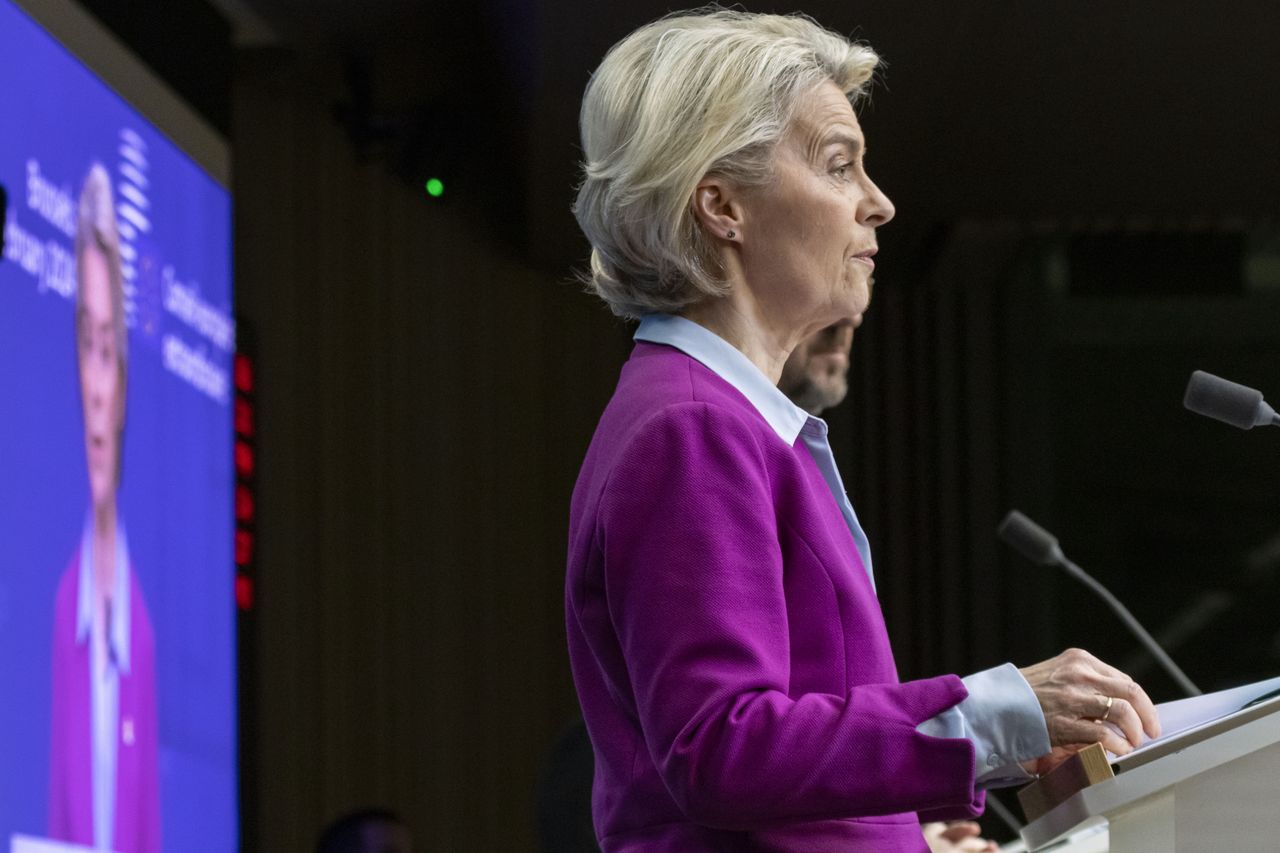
[74,163,128,379]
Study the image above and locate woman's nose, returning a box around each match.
[858,177,895,228]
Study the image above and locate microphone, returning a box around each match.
[1183,370,1280,430]
[998,510,1202,697]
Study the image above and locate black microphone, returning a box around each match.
[1184,370,1280,430]
[998,510,1202,697]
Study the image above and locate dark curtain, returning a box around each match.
[234,54,629,851]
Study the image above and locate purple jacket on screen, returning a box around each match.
[566,340,983,852]
[49,550,161,853]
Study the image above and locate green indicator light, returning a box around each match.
[425,178,444,197]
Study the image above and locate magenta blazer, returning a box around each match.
[49,551,161,853]
[566,342,983,851]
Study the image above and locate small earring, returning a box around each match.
[726,230,736,239]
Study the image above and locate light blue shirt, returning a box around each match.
[76,515,132,851]
[635,313,1049,788]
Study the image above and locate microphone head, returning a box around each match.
[998,510,1063,565]
[1184,370,1265,430]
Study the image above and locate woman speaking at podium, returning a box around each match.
[564,10,1161,851]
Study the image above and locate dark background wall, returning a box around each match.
[78,0,1280,847]
[231,58,629,847]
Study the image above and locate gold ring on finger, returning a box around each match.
[1100,694,1114,723]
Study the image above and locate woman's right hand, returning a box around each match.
[1018,647,1161,765]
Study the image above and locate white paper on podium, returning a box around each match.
[1109,673,1280,766]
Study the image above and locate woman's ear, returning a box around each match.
[691,176,744,243]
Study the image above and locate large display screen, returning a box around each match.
[0,0,236,850]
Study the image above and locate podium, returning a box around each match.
[1018,694,1280,851]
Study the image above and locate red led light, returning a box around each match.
[234,355,254,394]
[235,573,255,610]
[235,529,254,566]
[235,398,254,437]
[236,485,255,522]
[235,440,255,478]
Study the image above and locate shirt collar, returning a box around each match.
[634,313,812,445]
[76,514,132,674]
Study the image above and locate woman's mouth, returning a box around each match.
[852,248,877,271]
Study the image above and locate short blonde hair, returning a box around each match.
[574,8,880,320]
[75,163,128,377]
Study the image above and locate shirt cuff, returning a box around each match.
[915,662,1051,789]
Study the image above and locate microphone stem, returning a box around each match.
[1060,558,1202,697]
[984,791,1024,835]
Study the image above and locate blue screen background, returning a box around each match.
[0,1,236,848]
